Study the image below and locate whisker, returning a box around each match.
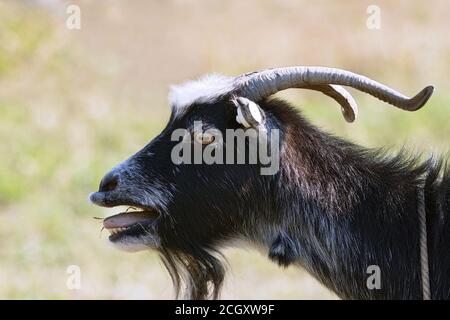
[99,226,105,238]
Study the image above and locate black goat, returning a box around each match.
[90,66,449,300]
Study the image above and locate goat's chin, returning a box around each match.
[108,234,159,252]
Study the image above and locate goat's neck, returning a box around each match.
[248,115,425,299]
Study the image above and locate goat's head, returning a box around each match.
[89,66,433,299]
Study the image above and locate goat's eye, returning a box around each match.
[194,132,215,145]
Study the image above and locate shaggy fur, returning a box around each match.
[158,99,449,299]
[92,96,449,299]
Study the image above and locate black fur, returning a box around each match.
[269,231,301,267]
[97,97,450,299]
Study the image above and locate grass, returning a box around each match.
[0,0,449,299]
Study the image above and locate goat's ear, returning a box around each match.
[268,231,300,267]
[232,96,265,128]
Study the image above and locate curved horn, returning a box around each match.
[235,66,434,112]
[301,84,358,122]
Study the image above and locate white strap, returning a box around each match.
[417,187,431,300]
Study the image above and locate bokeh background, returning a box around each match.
[0,0,449,299]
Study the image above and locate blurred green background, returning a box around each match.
[0,0,449,299]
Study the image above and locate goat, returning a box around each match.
[89,66,449,300]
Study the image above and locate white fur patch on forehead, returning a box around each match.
[169,74,235,113]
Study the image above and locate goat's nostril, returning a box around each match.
[99,173,119,192]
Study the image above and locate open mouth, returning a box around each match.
[89,190,163,250]
[102,206,160,241]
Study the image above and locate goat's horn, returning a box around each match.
[235,66,434,113]
[301,84,358,122]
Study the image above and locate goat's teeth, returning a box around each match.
[108,227,129,235]
[107,226,132,236]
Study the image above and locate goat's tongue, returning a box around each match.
[103,211,156,229]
